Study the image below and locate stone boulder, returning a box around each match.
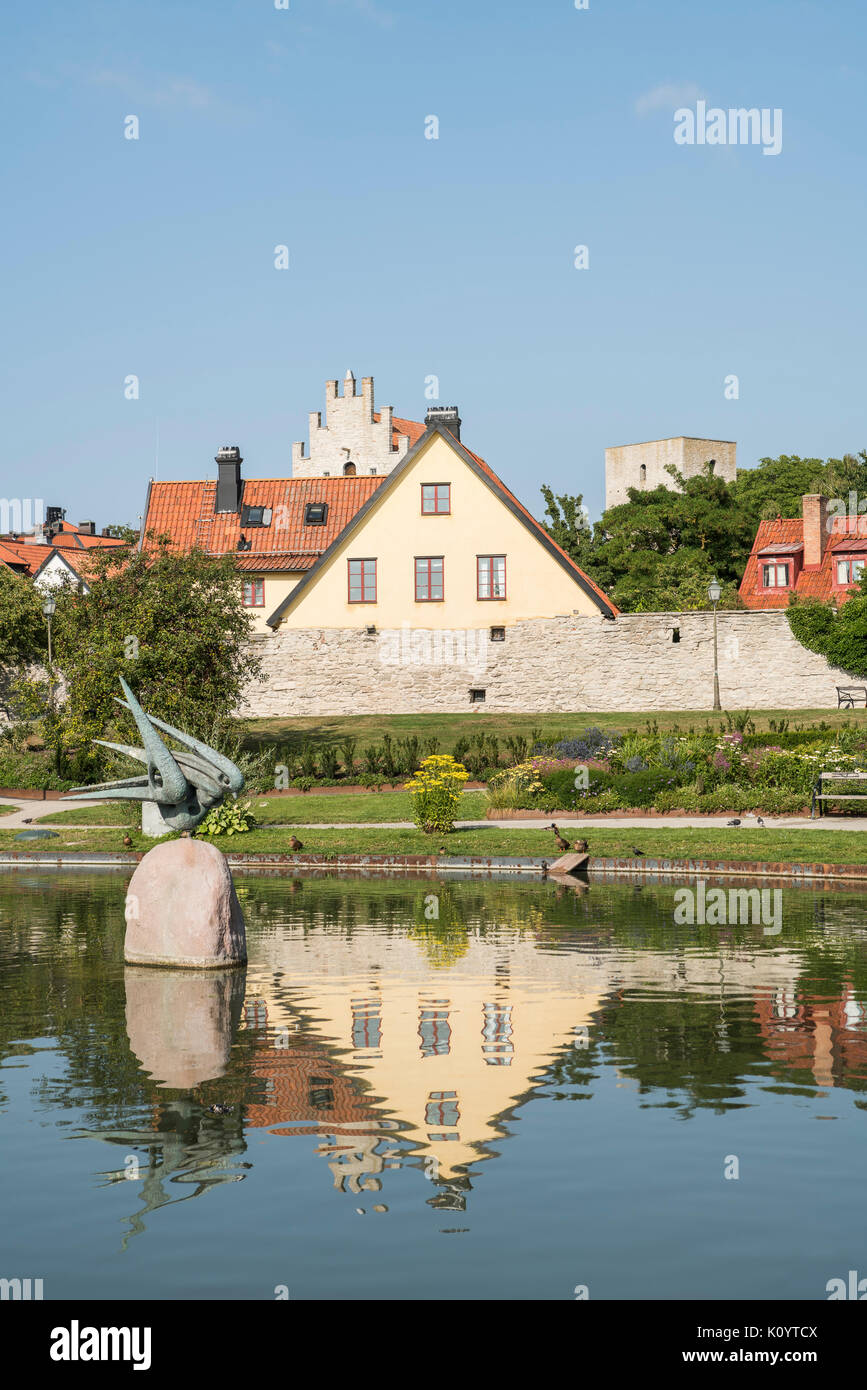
[124,837,247,968]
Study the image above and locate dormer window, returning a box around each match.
[240,505,272,527]
[304,502,328,525]
[762,561,791,588]
[836,557,865,587]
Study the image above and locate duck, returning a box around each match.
[289,835,304,852]
[548,823,571,853]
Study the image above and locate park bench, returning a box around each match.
[811,769,867,818]
[836,686,867,708]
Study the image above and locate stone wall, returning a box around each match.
[239,611,852,716]
[290,371,409,478]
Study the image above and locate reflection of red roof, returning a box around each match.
[246,1039,375,1132]
[143,476,385,569]
[740,515,867,608]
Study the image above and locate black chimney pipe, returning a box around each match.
[215,446,243,513]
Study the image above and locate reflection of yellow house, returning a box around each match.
[245,931,603,1180]
[244,923,808,1183]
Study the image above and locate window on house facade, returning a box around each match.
[304,502,328,525]
[836,558,865,586]
[348,558,377,603]
[343,461,356,476]
[242,578,265,607]
[490,626,505,641]
[421,483,450,515]
[762,562,790,588]
[639,463,647,484]
[415,556,444,601]
[477,554,506,599]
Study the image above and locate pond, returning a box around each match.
[1,869,865,1301]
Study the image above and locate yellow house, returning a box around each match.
[267,418,616,631]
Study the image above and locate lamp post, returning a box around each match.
[708,577,721,711]
[42,594,55,665]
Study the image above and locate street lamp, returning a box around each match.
[708,577,722,711]
[42,595,56,664]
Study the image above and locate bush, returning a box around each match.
[196,798,257,836]
[405,755,469,833]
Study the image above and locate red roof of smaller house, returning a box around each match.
[142,476,385,566]
[740,514,867,608]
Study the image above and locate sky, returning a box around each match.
[2,0,866,531]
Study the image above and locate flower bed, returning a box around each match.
[485,720,867,817]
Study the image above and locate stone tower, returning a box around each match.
[604,437,737,511]
[291,371,415,479]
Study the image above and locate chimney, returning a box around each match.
[78,520,96,535]
[215,446,243,514]
[424,406,462,442]
[44,505,66,540]
[802,494,828,567]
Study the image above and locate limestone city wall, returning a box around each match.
[239,611,852,716]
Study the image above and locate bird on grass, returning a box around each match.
[756,816,765,827]
[572,838,589,854]
[289,835,304,852]
[548,823,571,852]
[726,818,741,827]
[122,834,133,848]
[631,846,645,857]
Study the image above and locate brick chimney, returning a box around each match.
[425,406,461,442]
[215,445,243,514]
[802,494,828,568]
[78,520,96,535]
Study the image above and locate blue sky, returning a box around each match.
[2,0,865,529]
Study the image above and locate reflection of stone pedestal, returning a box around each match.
[142,800,174,838]
[125,838,247,968]
[125,964,246,1088]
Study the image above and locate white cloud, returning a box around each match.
[635,82,705,117]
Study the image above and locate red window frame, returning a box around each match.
[421,483,451,515]
[415,556,444,602]
[761,560,791,590]
[834,556,866,588]
[348,557,377,603]
[477,554,506,600]
[242,578,265,607]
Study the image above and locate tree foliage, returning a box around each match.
[541,450,867,613]
[787,587,867,678]
[0,566,48,670]
[51,539,263,764]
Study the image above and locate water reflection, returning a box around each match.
[2,870,867,1253]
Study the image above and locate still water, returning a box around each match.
[1,869,865,1301]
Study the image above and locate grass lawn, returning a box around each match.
[2,823,865,866]
[241,708,867,751]
[0,804,18,816]
[250,789,489,824]
[40,803,137,826]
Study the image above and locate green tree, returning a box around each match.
[51,539,263,767]
[539,487,594,565]
[101,523,140,543]
[0,566,47,670]
[787,584,867,679]
[583,465,753,609]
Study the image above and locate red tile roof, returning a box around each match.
[740,514,867,608]
[143,476,385,566]
[375,413,427,450]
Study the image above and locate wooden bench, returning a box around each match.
[811,769,867,818]
[836,686,867,708]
